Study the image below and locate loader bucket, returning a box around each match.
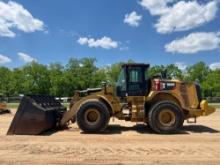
[7,95,66,135]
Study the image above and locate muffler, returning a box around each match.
[7,95,66,135]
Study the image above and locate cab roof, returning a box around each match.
[122,63,150,68]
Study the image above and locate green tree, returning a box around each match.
[185,62,210,82]
[106,63,123,85]
[79,58,98,88]
[202,69,220,97]
[64,58,104,96]
[0,58,219,98]
[21,62,51,94]
[10,68,26,96]
[48,63,68,96]
[148,65,165,77]
[184,62,211,97]
[166,64,184,80]
[149,64,183,80]
[93,68,107,87]
[65,58,81,95]
[0,67,13,97]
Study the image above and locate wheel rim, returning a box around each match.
[84,109,100,126]
[158,109,176,127]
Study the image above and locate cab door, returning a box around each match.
[126,66,147,96]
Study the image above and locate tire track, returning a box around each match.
[1,142,220,158]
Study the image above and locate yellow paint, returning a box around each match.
[60,80,216,125]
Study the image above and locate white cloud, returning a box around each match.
[0,1,44,38]
[165,32,220,54]
[124,11,142,27]
[156,1,218,33]
[78,37,88,45]
[119,46,129,51]
[77,36,118,49]
[174,62,188,70]
[209,62,220,70]
[139,0,218,33]
[0,54,12,64]
[18,52,37,63]
[139,0,174,15]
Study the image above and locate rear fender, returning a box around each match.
[146,91,185,110]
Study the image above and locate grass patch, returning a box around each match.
[210,103,220,109]
[7,103,19,109]
[6,102,220,109]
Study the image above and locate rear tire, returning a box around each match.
[148,101,184,134]
[76,101,110,133]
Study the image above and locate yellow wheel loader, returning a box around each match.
[0,103,10,115]
[7,63,215,135]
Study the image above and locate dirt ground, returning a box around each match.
[0,109,220,165]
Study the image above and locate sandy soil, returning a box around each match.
[0,109,220,165]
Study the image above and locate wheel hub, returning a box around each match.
[158,109,176,127]
[84,109,100,125]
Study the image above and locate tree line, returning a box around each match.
[0,58,219,97]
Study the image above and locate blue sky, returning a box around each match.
[0,0,220,69]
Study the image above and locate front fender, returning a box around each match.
[60,96,100,126]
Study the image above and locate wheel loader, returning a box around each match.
[0,103,10,115]
[7,63,215,135]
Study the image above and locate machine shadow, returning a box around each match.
[182,125,220,133]
[101,124,188,135]
[100,124,219,135]
[103,124,155,135]
[41,126,71,136]
[42,124,219,136]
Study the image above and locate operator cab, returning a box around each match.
[116,63,150,98]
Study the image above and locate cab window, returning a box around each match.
[116,68,126,91]
[129,67,142,83]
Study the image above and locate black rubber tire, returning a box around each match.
[148,101,184,134]
[180,120,184,128]
[76,101,110,133]
[145,122,152,130]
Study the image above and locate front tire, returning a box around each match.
[76,101,110,133]
[148,101,184,134]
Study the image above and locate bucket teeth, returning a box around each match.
[7,95,66,135]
